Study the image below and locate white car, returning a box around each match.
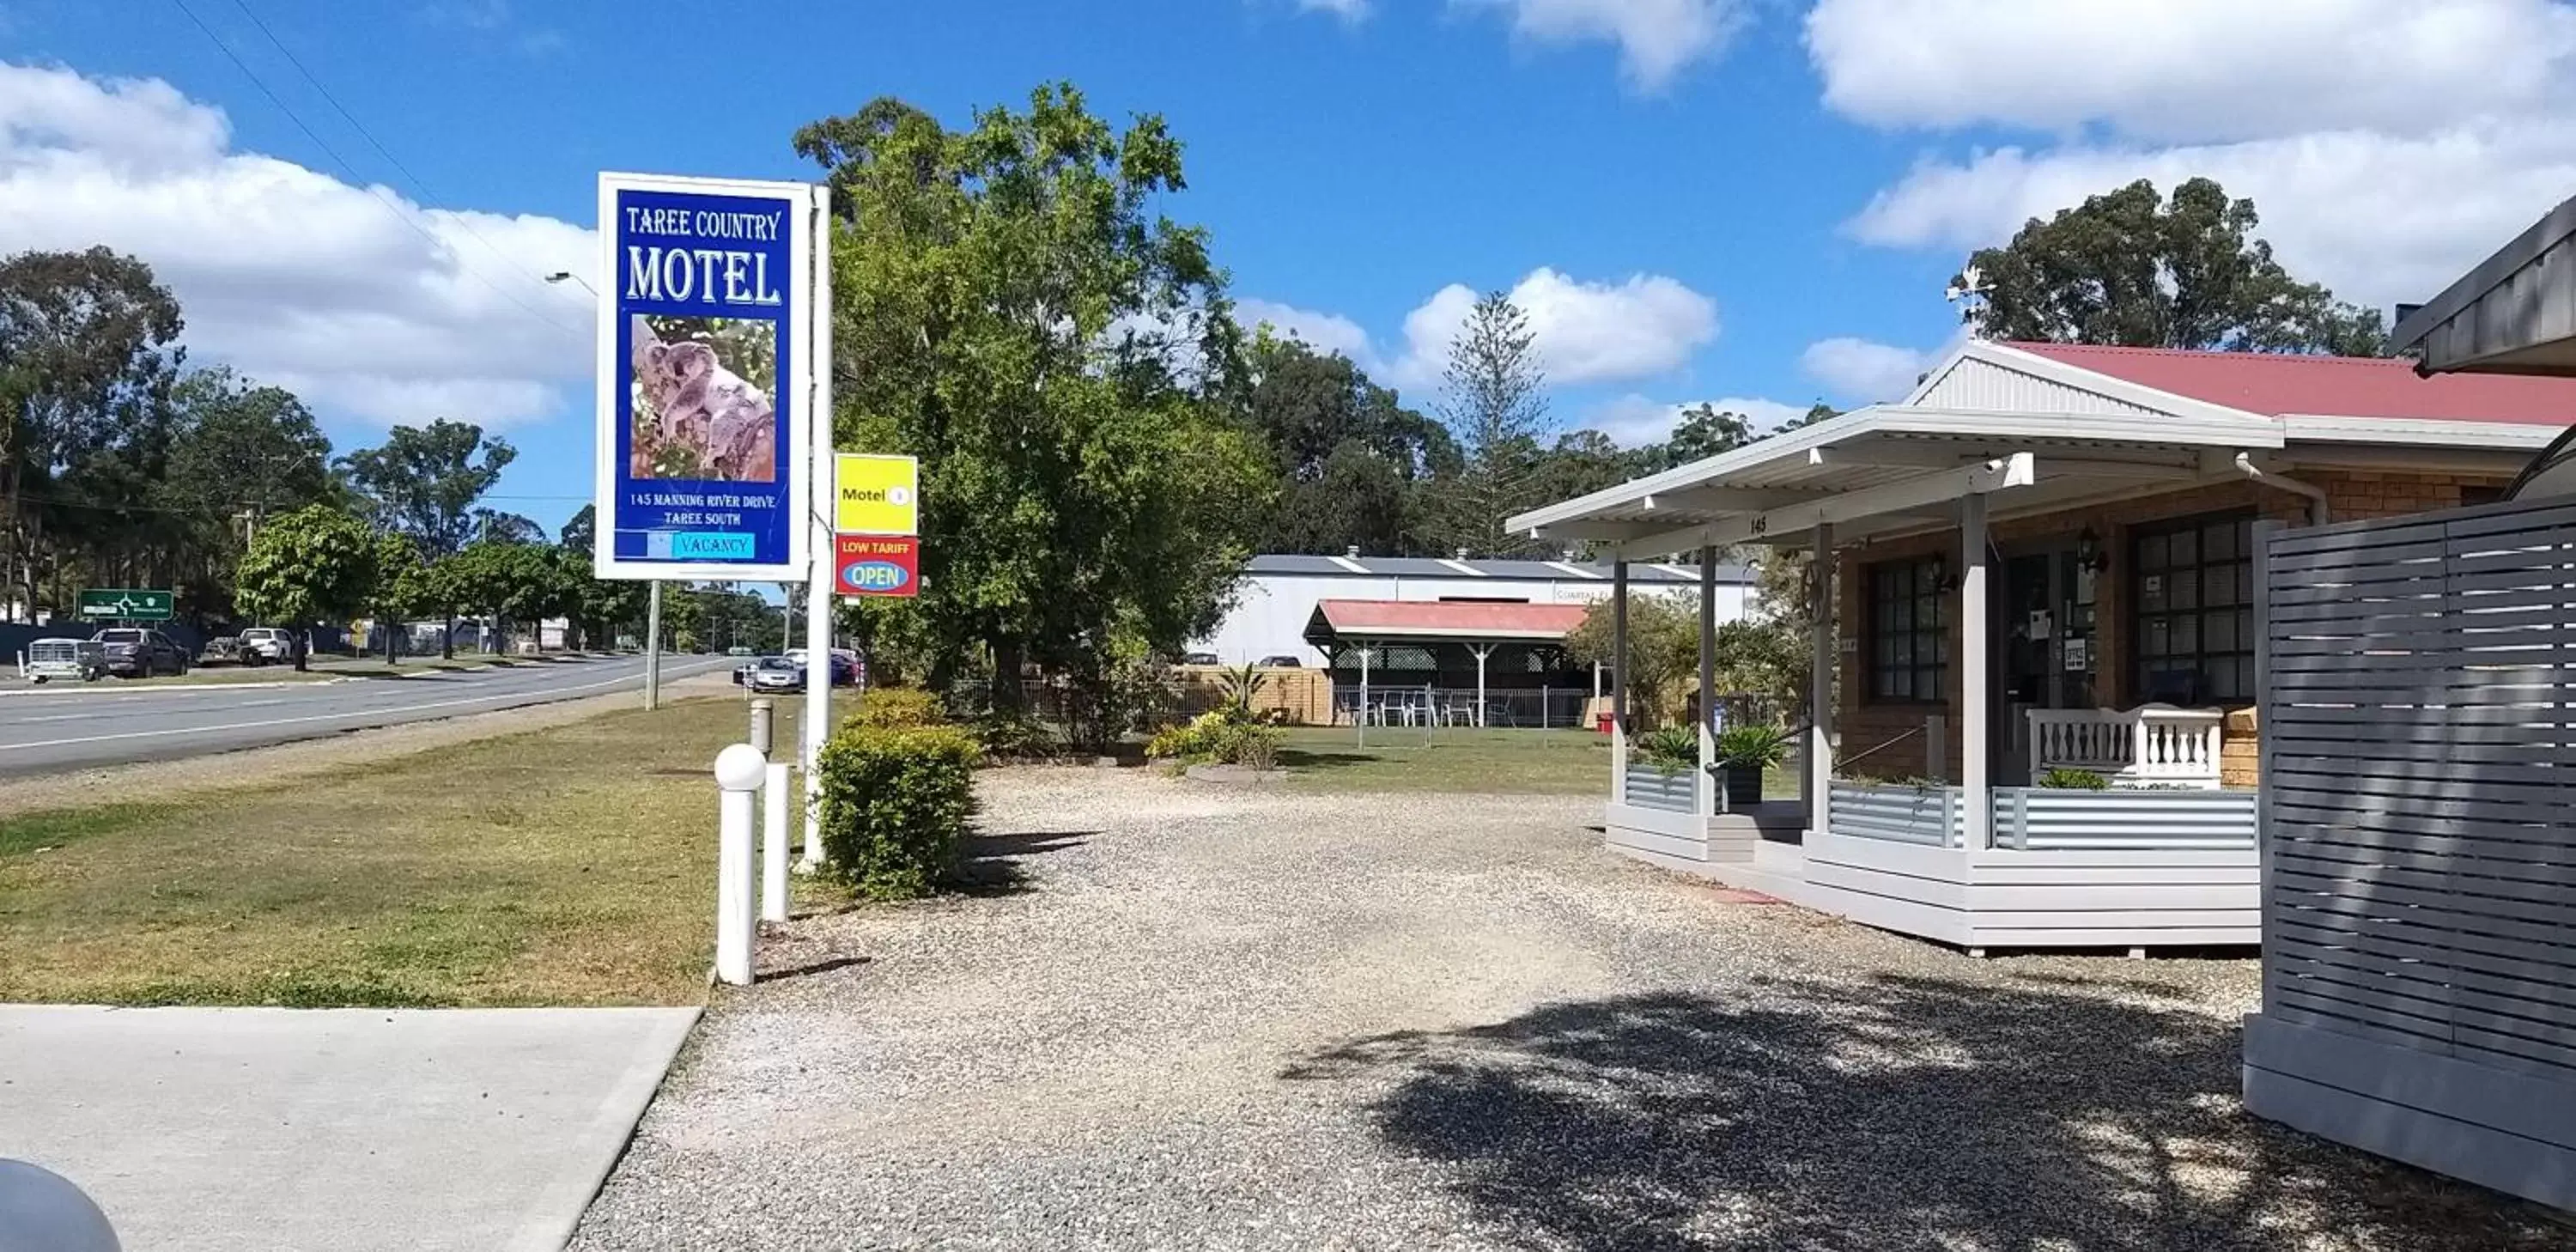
[239,627,294,663]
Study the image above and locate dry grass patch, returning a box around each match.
[0,695,809,1007]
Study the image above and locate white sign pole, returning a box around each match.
[799,184,835,868]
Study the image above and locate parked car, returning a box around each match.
[239,627,294,664]
[1182,652,1219,666]
[197,636,251,667]
[785,648,860,686]
[744,656,804,693]
[94,628,188,678]
[1256,655,1303,667]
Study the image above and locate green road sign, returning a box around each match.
[78,588,173,621]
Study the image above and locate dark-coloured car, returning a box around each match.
[197,636,251,667]
[1256,655,1303,667]
[95,628,188,678]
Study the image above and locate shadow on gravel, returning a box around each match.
[1282,976,2567,1251]
[942,830,1093,897]
[758,954,872,983]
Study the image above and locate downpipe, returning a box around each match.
[2236,452,2330,526]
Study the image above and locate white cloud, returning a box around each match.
[1388,266,1718,388]
[1807,0,2576,144]
[1294,0,1372,18]
[1813,0,2576,316]
[1585,392,1802,446]
[1846,125,2576,313]
[1800,336,1937,403]
[0,61,592,428]
[1236,296,1381,370]
[1461,0,1744,90]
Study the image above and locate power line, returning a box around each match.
[221,0,591,334]
[163,0,589,343]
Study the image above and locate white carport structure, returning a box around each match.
[1507,340,2306,952]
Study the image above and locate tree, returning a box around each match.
[1435,291,1549,556]
[0,247,185,620]
[339,419,516,655]
[1239,336,1457,555]
[1666,404,1753,465]
[1564,592,1698,729]
[800,83,1272,741]
[234,505,377,671]
[557,503,597,555]
[1957,177,2386,356]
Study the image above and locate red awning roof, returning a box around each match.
[1309,599,1589,641]
[2008,342,2576,426]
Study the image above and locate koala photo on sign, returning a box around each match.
[629,313,779,483]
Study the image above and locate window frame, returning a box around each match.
[1863,555,1947,705]
[2129,509,2257,707]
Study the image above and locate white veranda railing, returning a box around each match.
[2026,704,2224,788]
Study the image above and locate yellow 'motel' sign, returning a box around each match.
[834,453,920,536]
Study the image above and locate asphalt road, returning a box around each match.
[0,654,736,778]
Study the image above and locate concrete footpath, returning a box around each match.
[0,1006,696,1252]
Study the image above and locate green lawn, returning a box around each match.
[1276,725,1803,798]
[0,695,808,1007]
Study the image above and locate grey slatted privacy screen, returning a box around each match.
[2263,496,2576,1079]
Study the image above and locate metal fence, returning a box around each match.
[1622,764,1697,813]
[1992,787,2257,850]
[1829,781,1959,846]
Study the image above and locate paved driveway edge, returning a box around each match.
[513,1007,701,1252]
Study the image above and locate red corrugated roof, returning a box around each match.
[2007,342,2576,426]
[1312,599,1589,638]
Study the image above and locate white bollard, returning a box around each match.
[713,743,766,987]
[761,760,791,923]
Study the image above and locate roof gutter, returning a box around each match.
[2235,452,2329,526]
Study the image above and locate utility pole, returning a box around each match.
[644,580,663,710]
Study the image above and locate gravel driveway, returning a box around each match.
[570,770,2566,1251]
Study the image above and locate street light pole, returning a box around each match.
[644,580,663,711]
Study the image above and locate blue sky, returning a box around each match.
[8,0,2574,532]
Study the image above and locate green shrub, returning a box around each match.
[1635,725,1699,772]
[2036,767,2111,790]
[1714,723,1793,769]
[972,709,1062,761]
[1145,711,1281,769]
[813,723,981,899]
[849,686,943,730]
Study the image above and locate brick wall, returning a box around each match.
[1831,469,2512,785]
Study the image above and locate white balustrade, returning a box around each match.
[2026,704,2224,789]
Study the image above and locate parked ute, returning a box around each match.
[239,627,293,663]
[94,628,188,678]
[197,636,251,667]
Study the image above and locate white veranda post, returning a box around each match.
[1698,544,1717,817]
[1960,494,1991,852]
[1611,559,1629,805]
[1808,524,1835,836]
[799,185,835,869]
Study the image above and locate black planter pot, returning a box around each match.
[1716,763,1765,811]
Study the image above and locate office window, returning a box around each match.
[1868,556,1946,702]
[2134,513,2255,704]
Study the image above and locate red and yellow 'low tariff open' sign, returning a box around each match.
[835,534,919,598]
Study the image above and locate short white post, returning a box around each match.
[762,760,791,924]
[714,743,765,986]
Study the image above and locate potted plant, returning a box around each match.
[1710,724,1792,811]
